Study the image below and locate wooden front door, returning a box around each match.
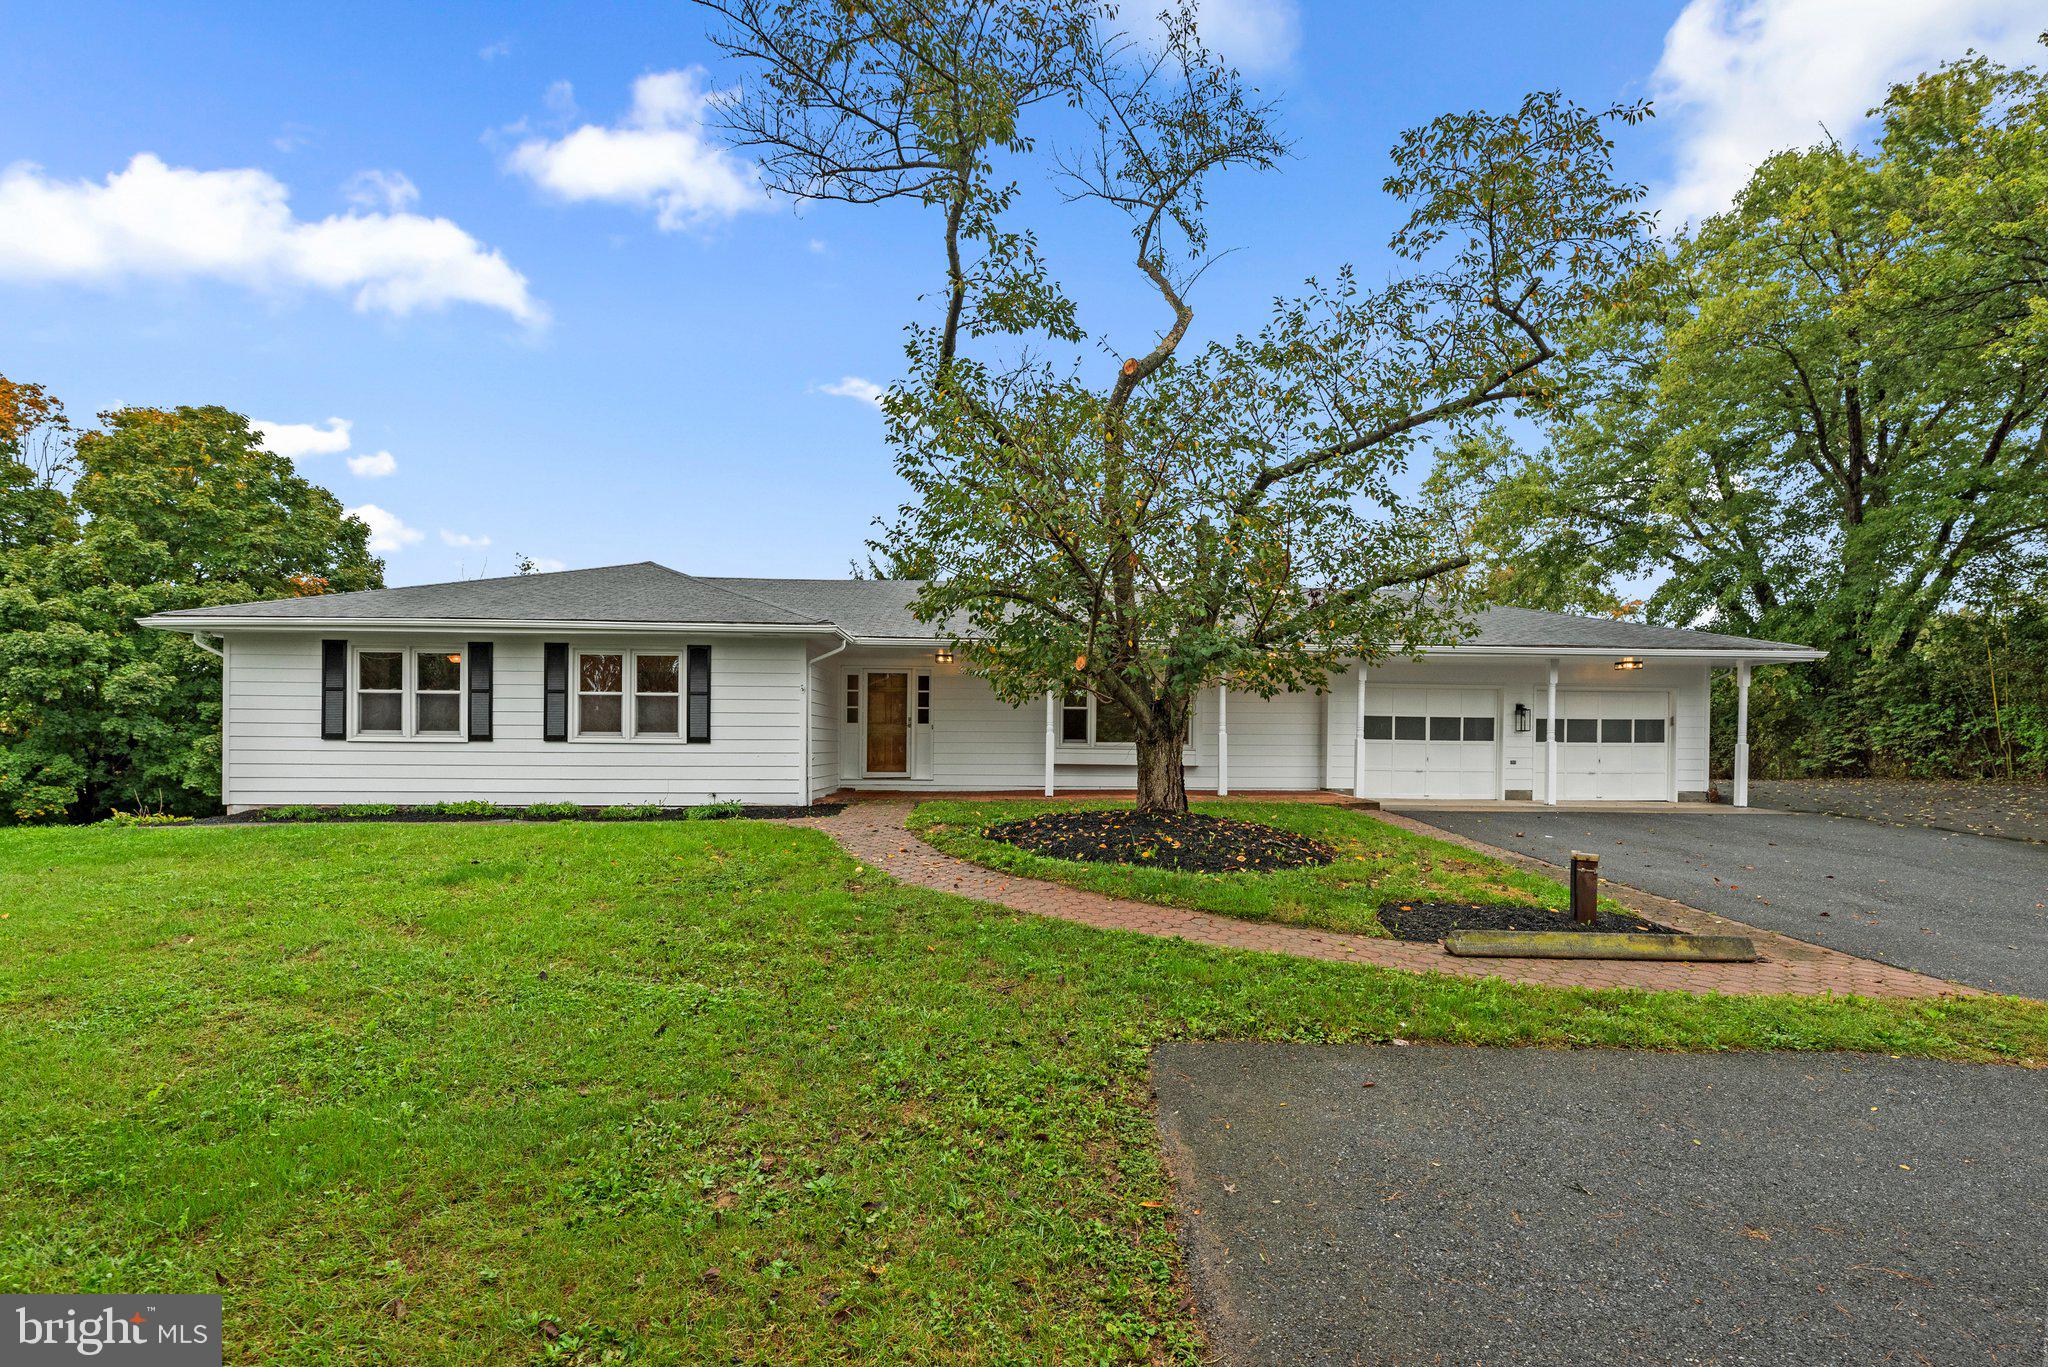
[865,673,909,773]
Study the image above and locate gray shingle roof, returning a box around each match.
[146,562,820,626]
[145,561,1817,654]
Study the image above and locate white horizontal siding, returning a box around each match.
[222,631,808,808]
[807,652,841,802]
[1221,686,1325,790]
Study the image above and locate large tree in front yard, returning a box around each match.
[701,0,1652,810]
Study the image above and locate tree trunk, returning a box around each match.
[1135,729,1189,814]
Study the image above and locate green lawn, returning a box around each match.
[1,821,2041,1363]
[910,797,1624,935]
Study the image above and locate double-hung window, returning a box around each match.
[357,651,404,734]
[636,654,680,735]
[353,647,463,738]
[416,652,463,734]
[574,650,687,739]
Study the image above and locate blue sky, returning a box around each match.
[3,0,2039,585]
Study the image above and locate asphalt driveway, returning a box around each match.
[1390,808,2048,998]
[1155,1043,2048,1365]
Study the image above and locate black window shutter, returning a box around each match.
[686,645,711,743]
[467,641,494,741]
[543,642,569,741]
[321,639,347,740]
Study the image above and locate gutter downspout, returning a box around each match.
[802,635,852,805]
[187,631,225,659]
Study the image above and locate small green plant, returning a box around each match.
[520,803,583,821]
[421,800,501,818]
[98,811,195,827]
[338,803,399,819]
[259,805,331,822]
[685,801,745,821]
[594,804,662,821]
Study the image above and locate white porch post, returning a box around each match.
[1216,684,1230,796]
[1352,665,1368,799]
[1545,658,1560,806]
[1044,689,1057,797]
[1734,661,1752,808]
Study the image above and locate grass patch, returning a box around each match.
[1,822,2040,1361]
[911,797,1622,936]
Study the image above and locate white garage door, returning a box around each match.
[1362,687,1500,799]
[1540,690,1672,801]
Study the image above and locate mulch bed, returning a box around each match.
[982,810,1336,873]
[1378,901,1676,943]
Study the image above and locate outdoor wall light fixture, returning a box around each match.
[935,649,954,664]
[1614,657,1645,671]
[1513,702,1531,732]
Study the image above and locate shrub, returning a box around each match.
[519,802,583,821]
[594,804,663,821]
[338,803,399,819]
[98,811,195,827]
[685,800,746,821]
[421,800,502,818]
[259,805,330,822]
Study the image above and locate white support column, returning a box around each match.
[1545,658,1560,806]
[1216,684,1230,796]
[1352,664,1368,799]
[1734,661,1752,808]
[1044,689,1057,797]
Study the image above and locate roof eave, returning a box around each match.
[138,615,837,636]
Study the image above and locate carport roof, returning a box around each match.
[140,562,1821,657]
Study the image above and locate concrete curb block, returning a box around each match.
[1443,930,1761,962]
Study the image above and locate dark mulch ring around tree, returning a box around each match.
[982,810,1337,873]
[1377,901,1677,943]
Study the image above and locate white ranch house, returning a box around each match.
[141,561,1821,812]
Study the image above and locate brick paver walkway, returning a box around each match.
[794,801,1974,999]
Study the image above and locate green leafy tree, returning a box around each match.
[0,391,381,820]
[703,0,1652,809]
[1435,46,2048,677]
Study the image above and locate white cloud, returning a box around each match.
[0,153,544,324]
[347,450,397,478]
[347,504,423,552]
[440,529,491,548]
[342,169,419,213]
[523,555,567,573]
[817,375,885,408]
[479,37,512,61]
[1129,0,1302,74]
[506,69,769,230]
[1652,0,2045,223]
[254,416,353,460]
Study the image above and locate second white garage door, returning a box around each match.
[1539,689,1674,802]
[1362,687,1500,799]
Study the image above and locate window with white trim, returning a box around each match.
[416,651,463,734]
[357,651,403,734]
[571,650,699,739]
[353,647,463,738]
[578,652,625,735]
[636,654,680,735]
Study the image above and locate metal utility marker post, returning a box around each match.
[1569,851,1599,925]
